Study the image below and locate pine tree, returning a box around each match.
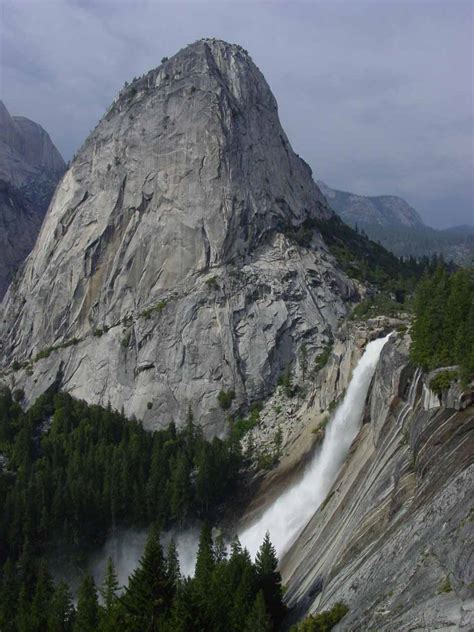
[194,524,215,591]
[226,536,247,591]
[191,524,216,627]
[255,532,286,627]
[17,537,35,593]
[29,560,53,631]
[98,565,124,632]
[48,581,75,632]
[121,524,174,631]
[195,442,214,514]
[244,590,273,632]
[274,426,283,461]
[99,557,120,612]
[169,452,191,525]
[208,560,232,632]
[229,556,257,631]
[166,539,181,588]
[15,584,32,632]
[0,559,18,632]
[169,577,201,632]
[410,266,474,381]
[227,537,257,631]
[74,574,99,632]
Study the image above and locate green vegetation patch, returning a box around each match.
[205,275,219,289]
[0,387,241,564]
[430,370,458,396]
[351,293,403,320]
[141,299,169,319]
[33,337,81,363]
[290,602,349,631]
[11,360,28,372]
[0,384,287,632]
[314,343,333,373]
[93,326,109,337]
[231,402,263,441]
[257,449,279,470]
[410,267,474,384]
[278,367,298,397]
[438,577,453,594]
[284,215,447,324]
[0,523,287,632]
[286,215,419,287]
[217,388,236,410]
[34,347,55,362]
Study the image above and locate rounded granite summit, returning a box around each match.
[0,39,354,434]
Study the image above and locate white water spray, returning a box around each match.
[240,333,392,558]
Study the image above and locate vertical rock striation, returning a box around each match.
[0,40,356,433]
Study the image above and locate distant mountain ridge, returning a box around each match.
[0,100,66,297]
[318,180,473,264]
[317,180,424,228]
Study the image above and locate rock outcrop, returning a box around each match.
[281,333,474,630]
[0,100,65,297]
[0,40,356,434]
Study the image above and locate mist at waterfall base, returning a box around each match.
[51,527,200,596]
[90,527,200,588]
[239,333,392,559]
[58,334,389,591]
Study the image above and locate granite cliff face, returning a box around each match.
[1,40,356,434]
[281,333,474,630]
[0,100,65,297]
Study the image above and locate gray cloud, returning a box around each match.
[1,0,472,228]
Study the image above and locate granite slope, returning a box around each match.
[282,333,474,630]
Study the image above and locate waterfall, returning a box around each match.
[239,333,392,559]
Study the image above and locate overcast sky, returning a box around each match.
[1,0,472,228]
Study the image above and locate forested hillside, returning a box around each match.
[356,223,474,265]
[410,266,474,384]
[0,386,349,631]
[0,389,283,631]
[0,389,241,565]
[0,521,287,632]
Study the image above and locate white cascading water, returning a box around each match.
[239,333,392,559]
